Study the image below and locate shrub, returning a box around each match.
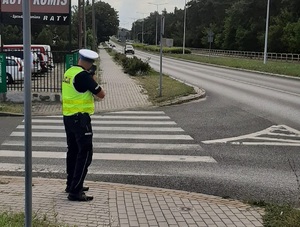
[132,44,191,54]
[113,53,151,76]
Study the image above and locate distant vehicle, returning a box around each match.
[6,56,24,84]
[124,44,135,54]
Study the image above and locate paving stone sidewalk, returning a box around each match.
[0,176,264,227]
[31,47,152,116]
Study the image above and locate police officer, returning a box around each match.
[62,49,105,201]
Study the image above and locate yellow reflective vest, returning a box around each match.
[62,66,94,116]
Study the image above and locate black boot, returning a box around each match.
[68,192,93,201]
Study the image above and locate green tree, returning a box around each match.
[85,1,119,44]
[222,0,267,51]
[1,25,22,44]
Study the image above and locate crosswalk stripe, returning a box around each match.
[47,115,171,120]
[10,132,194,140]
[1,111,216,172]
[0,163,197,176]
[44,111,167,117]
[29,119,177,125]
[109,111,166,114]
[0,163,162,175]
[0,150,216,163]
[16,125,185,132]
[2,140,203,150]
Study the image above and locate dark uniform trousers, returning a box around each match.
[63,113,93,194]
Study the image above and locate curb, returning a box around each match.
[0,112,23,117]
[157,87,206,107]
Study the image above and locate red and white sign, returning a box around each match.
[0,0,71,25]
[1,0,70,14]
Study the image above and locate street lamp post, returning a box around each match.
[148,2,168,46]
[137,12,147,44]
[183,0,187,54]
[142,19,144,44]
[264,0,270,64]
[130,18,138,42]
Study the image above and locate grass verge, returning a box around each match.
[167,54,300,78]
[247,200,300,227]
[263,204,300,227]
[0,102,23,114]
[134,69,196,104]
[0,211,71,227]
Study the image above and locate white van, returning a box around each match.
[3,44,54,69]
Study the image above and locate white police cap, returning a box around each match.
[79,49,99,63]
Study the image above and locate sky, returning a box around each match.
[71,0,186,30]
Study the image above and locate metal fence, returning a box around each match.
[4,50,68,92]
[190,48,300,63]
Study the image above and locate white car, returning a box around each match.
[6,56,25,84]
[4,51,41,75]
[124,44,135,54]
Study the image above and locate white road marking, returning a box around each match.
[0,163,165,175]
[202,125,300,146]
[45,111,166,117]
[0,150,216,163]
[109,111,166,114]
[29,119,177,125]
[10,132,194,140]
[232,142,300,146]
[47,115,171,120]
[17,125,184,132]
[2,140,202,150]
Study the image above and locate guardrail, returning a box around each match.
[190,48,300,63]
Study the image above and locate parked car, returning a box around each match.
[6,56,24,84]
[124,44,135,54]
[4,51,41,75]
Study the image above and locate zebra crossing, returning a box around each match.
[0,111,217,174]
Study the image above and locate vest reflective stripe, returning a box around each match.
[62,66,94,116]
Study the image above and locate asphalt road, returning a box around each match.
[110,43,300,204]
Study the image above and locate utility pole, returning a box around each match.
[264,0,270,64]
[92,0,96,50]
[83,1,86,48]
[78,0,84,48]
[148,2,168,46]
[159,15,165,97]
[183,0,187,54]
